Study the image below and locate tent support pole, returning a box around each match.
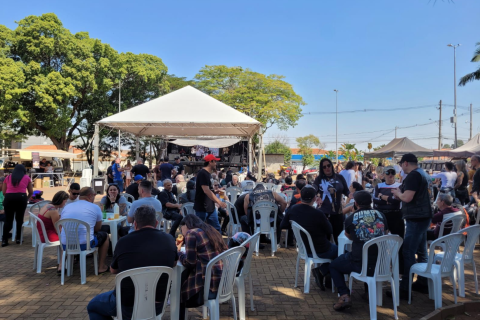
[93,124,99,177]
[135,136,140,161]
[248,137,253,172]
[257,128,263,178]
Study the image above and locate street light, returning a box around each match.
[447,43,460,148]
[334,89,339,165]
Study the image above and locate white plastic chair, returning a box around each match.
[30,213,61,273]
[263,183,275,191]
[241,183,255,192]
[236,233,260,320]
[113,266,173,320]
[199,247,246,320]
[226,186,242,204]
[434,225,480,297]
[20,200,50,246]
[226,201,241,237]
[155,212,165,231]
[252,201,278,257]
[348,235,403,320]
[409,233,464,310]
[55,219,99,285]
[428,214,465,251]
[283,190,294,205]
[290,221,335,294]
[123,193,135,203]
[181,202,195,215]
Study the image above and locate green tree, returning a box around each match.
[296,135,320,170]
[443,143,451,148]
[265,140,291,165]
[459,42,480,86]
[327,150,337,161]
[457,140,464,147]
[194,65,305,132]
[0,14,170,167]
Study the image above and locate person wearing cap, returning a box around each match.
[330,190,388,311]
[281,185,336,291]
[193,154,226,232]
[313,158,349,244]
[391,153,432,299]
[173,156,185,176]
[373,165,403,270]
[125,175,144,201]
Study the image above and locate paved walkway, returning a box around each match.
[0,228,479,320]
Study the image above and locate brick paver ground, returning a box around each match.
[1,227,479,320]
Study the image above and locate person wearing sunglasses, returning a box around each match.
[313,158,349,245]
[373,166,404,271]
[65,182,81,205]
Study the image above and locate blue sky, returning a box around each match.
[1,0,479,151]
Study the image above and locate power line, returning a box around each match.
[301,104,474,115]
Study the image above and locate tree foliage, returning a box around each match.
[0,13,169,161]
[265,140,291,165]
[459,42,480,86]
[339,143,362,161]
[296,135,320,169]
[194,65,305,132]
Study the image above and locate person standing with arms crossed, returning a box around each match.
[193,154,227,233]
[390,153,432,299]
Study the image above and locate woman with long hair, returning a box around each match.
[2,164,33,247]
[37,191,69,273]
[177,214,227,320]
[124,160,133,188]
[100,184,127,214]
[454,160,469,205]
[313,158,349,245]
[179,180,196,204]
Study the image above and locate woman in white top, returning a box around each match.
[339,161,356,188]
[431,162,457,198]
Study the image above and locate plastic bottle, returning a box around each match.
[113,203,119,219]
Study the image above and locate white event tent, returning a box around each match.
[93,86,262,176]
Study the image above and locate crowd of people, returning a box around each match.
[1,151,479,319]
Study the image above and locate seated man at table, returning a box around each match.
[427,193,460,241]
[65,182,80,205]
[281,185,337,291]
[158,179,183,237]
[127,180,162,232]
[87,205,177,320]
[125,175,144,201]
[60,187,110,274]
[329,190,388,312]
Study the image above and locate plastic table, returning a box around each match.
[101,216,126,251]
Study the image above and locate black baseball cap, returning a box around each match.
[398,153,418,164]
[174,156,180,160]
[301,185,317,202]
[354,190,372,206]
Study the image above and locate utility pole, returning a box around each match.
[438,100,442,149]
[395,126,398,138]
[470,103,473,140]
[447,44,460,148]
[118,79,122,157]
[334,89,339,165]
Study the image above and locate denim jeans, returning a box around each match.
[309,244,338,275]
[400,218,431,291]
[87,290,163,320]
[329,252,362,296]
[114,179,124,193]
[195,210,221,233]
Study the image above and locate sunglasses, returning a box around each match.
[322,164,332,169]
[385,170,396,175]
[71,192,80,196]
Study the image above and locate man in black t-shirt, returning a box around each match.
[173,156,185,176]
[131,158,150,179]
[87,205,177,319]
[330,191,388,311]
[193,154,226,232]
[391,153,432,298]
[159,157,174,184]
[106,160,115,184]
[125,175,144,201]
[281,185,337,291]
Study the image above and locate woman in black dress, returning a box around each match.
[313,158,349,244]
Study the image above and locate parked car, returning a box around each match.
[302,167,317,175]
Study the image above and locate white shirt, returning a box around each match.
[340,169,356,188]
[60,200,102,245]
[431,171,457,188]
[127,196,163,232]
[65,197,79,206]
[356,170,362,184]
